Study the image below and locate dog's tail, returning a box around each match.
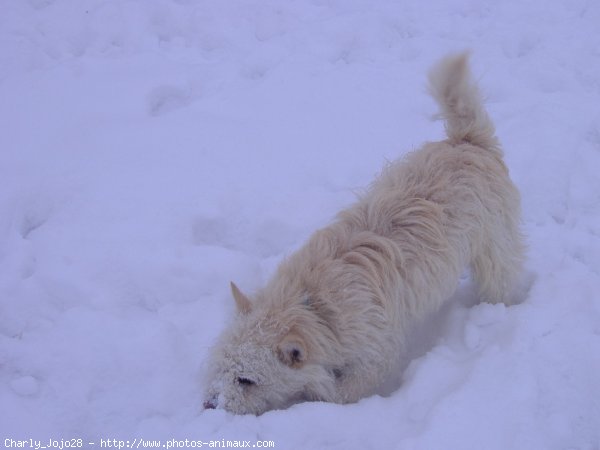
[428,52,499,151]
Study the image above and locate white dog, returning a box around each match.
[203,52,524,415]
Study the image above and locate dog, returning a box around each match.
[202,52,524,415]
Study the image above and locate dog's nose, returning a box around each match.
[203,399,217,410]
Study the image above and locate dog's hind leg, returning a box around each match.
[471,212,525,305]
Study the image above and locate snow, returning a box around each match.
[1,0,599,448]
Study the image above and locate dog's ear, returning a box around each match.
[230,282,252,314]
[277,336,307,368]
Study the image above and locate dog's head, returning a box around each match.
[203,281,341,415]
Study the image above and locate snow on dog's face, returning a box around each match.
[203,282,340,415]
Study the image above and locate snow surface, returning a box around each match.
[1,0,600,448]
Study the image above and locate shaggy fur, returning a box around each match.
[203,52,524,415]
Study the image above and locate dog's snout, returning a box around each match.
[203,399,217,410]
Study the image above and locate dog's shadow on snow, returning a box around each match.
[378,272,535,396]
[377,279,479,396]
[377,276,505,396]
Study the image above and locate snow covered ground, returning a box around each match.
[1,0,599,448]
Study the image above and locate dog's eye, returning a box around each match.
[237,377,256,386]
